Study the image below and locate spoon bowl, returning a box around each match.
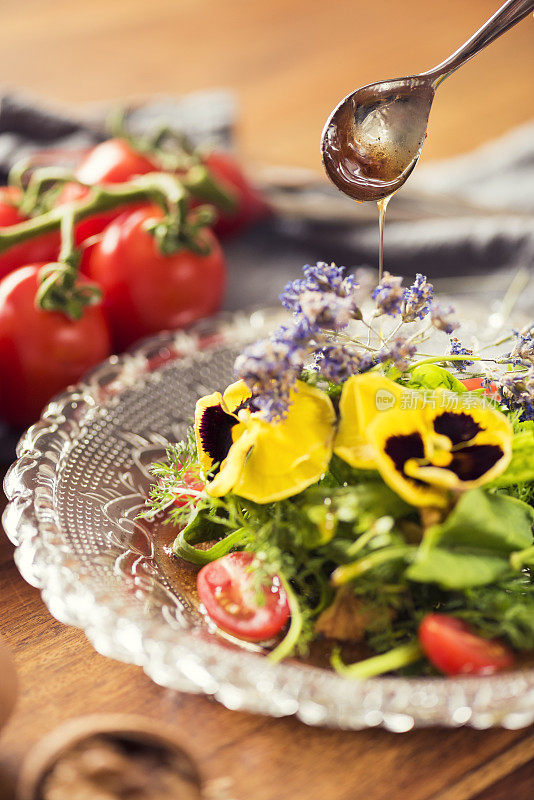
[321,76,435,202]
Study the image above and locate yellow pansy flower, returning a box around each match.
[195,380,336,503]
[334,374,513,507]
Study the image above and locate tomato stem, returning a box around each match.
[18,166,76,217]
[0,167,236,254]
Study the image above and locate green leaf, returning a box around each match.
[407,364,466,394]
[488,429,534,488]
[406,548,510,589]
[425,488,534,554]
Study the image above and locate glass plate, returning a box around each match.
[4,308,534,732]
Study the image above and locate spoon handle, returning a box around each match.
[423,0,534,85]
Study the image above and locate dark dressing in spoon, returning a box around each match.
[321,78,434,203]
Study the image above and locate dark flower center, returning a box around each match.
[433,412,482,445]
[448,444,504,481]
[198,404,237,475]
[384,432,425,476]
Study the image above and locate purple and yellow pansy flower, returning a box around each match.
[195,379,336,503]
[334,374,512,508]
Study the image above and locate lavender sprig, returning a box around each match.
[510,329,534,366]
[372,272,404,316]
[430,303,460,334]
[448,337,474,372]
[234,320,313,421]
[315,343,375,383]
[499,368,534,421]
[381,337,418,372]
[401,274,434,323]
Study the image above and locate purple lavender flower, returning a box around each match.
[510,328,534,365]
[448,337,474,372]
[315,343,374,383]
[280,262,360,330]
[499,368,534,421]
[430,302,460,334]
[401,274,434,323]
[379,336,417,372]
[234,320,317,420]
[372,272,404,316]
[298,290,357,331]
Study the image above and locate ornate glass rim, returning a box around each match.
[4,308,534,732]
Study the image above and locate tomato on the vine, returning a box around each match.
[200,151,269,238]
[57,138,158,245]
[0,186,23,228]
[86,205,226,350]
[418,614,514,676]
[75,138,157,185]
[0,187,60,279]
[0,264,111,427]
[197,552,290,641]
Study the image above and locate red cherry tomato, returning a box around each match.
[0,187,60,279]
[75,138,157,185]
[197,552,290,641]
[86,206,226,351]
[0,265,111,427]
[460,377,493,392]
[56,138,157,245]
[201,151,269,238]
[0,186,23,227]
[419,614,514,676]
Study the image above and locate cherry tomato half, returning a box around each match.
[419,614,514,676]
[86,206,226,351]
[197,552,290,642]
[0,187,60,279]
[201,151,269,238]
[56,138,157,245]
[0,265,111,427]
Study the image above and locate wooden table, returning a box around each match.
[0,1,533,798]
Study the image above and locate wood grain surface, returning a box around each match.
[0,1,533,798]
[0,1,533,170]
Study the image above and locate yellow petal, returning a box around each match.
[334,373,405,469]
[205,426,256,497]
[233,381,336,503]
[222,380,252,415]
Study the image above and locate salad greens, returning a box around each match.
[142,263,534,677]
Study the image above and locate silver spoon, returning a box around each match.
[321,0,534,204]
